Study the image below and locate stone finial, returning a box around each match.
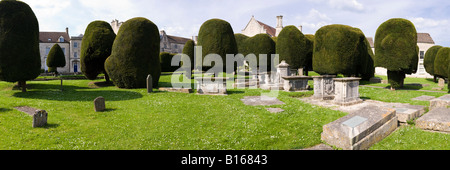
[277,60,289,68]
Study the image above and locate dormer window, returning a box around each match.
[48,38,52,42]
[59,36,64,42]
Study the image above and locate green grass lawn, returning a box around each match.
[0,73,448,150]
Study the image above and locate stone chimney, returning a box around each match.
[275,15,283,37]
[66,27,69,34]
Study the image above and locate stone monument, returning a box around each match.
[33,110,48,128]
[312,75,336,100]
[195,77,229,95]
[147,74,153,93]
[281,76,311,92]
[94,96,106,112]
[333,77,362,106]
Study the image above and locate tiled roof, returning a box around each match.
[417,33,434,44]
[167,35,191,44]
[39,32,70,43]
[256,20,276,37]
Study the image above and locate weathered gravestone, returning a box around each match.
[429,94,450,111]
[438,78,445,88]
[195,77,229,95]
[321,105,397,150]
[416,108,450,133]
[333,77,362,106]
[312,75,336,100]
[147,74,152,93]
[94,96,105,112]
[14,106,48,128]
[281,76,311,92]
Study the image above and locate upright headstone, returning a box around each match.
[94,96,106,112]
[298,68,304,76]
[147,74,153,93]
[438,78,445,88]
[33,110,48,128]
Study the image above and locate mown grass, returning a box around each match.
[0,74,345,150]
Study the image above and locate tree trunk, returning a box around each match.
[434,76,437,83]
[20,81,27,92]
[104,72,111,83]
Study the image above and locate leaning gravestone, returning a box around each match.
[147,74,152,93]
[94,96,105,112]
[321,105,397,150]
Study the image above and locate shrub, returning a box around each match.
[104,17,161,89]
[276,25,307,69]
[424,45,443,77]
[46,44,66,74]
[374,18,418,89]
[197,18,238,72]
[434,47,450,78]
[243,33,276,71]
[313,24,371,77]
[182,40,195,70]
[234,33,249,55]
[160,52,179,72]
[81,20,116,82]
[304,34,315,74]
[0,0,41,92]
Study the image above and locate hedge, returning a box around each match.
[276,25,307,69]
[424,45,443,76]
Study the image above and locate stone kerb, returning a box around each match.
[429,94,450,111]
[312,75,336,100]
[281,76,311,92]
[195,77,229,95]
[333,77,362,106]
[416,108,450,133]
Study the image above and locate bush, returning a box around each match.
[424,45,443,76]
[434,47,450,78]
[0,0,41,92]
[160,52,179,72]
[81,20,116,81]
[234,33,249,55]
[197,18,238,71]
[374,18,418,88]
[243,33,276,71]
[276,25,307,69]
[182,40,195,70]
[46,44,66,74]
[313,24,371,77]
[104,17,161,89]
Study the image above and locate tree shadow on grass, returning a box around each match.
[0,108,12,112]
[12,84,143,102]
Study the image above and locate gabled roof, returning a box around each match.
[166,35,191,44]
[256,20,276,37]
[39,32,70,43]
[417,33,434,44]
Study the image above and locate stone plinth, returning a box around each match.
[333,77,362,106]
[429,94,450,111]
[195,77,229,95]
[281,76,311,92]
[321,105,397,150]
[416,108,450,133]
[312,75,336,100]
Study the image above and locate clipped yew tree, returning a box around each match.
[160,52,178,72]
[276,25,307,69]
[182,40,195,71]
[234,33,249,55]
[197,18,238,72]
[81,20,116,82]
[104,17,161,89]
[434,47,450,79]
[0,0,41,92]
[304,34,315,75]
[46,44,66,75]
[313,24,373,78]
[375,18,418,89]
[424,45,443,81]
[244,33,276,71]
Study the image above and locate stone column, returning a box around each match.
[312,75,336,100]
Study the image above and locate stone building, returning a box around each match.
[69,34,83,73]
[373,33,435,78]
[241,15,302,37]
[111,19,123,34]
[39,28,71,73]
[159,30,191,53]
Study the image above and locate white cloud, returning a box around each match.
[294,9,332,33]
[328,0,364,12]
[410,17,450,29]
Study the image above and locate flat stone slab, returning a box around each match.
[158,87,192,93]
[412,95,436,101]
[266,108,284,113]
[321,105,397,150]
[241,96,285,106]
[416,108,450,133]
[14,106,48,128]
[394,108,421,123]
[430,94,450,111]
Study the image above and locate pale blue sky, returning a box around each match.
[22,0,450,46]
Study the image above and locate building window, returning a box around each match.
[48,38,52,42]
[420,51,424,59]
[62,48,66,55]
[74,42,78,48]
[59,37,64,42]
[74,52,78,58]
